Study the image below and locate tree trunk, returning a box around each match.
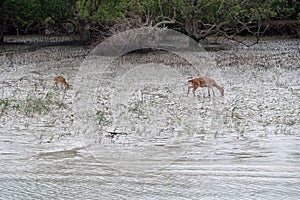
[77,18,91,44]
[0,20,5,44]
[184,16,200,49]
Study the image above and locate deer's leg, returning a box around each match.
[187,85,193,96]
[193,84,199,97]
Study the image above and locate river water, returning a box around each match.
[0,38,299,199]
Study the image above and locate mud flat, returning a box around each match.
[0,38,299,199]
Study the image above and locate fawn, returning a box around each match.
[187,77,224,97]
[54,76,69,89]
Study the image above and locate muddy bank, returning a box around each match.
[0,38,299,131]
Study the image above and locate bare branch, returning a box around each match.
[154,20,176,28]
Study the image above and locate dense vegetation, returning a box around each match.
[1,0,299,44]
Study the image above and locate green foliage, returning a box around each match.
[0,0,71,26]
[39,0,71,20]
[93,0,161,21]
[0,98,9,116]
[76,0,93,19]
[269,0,297,18]
[94,1,126,20]
[1,0,41,22]
[1,0,299,39]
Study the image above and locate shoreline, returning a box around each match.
[1,34,299,46]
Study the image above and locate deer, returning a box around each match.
[54,76,69,89]
[187,77,224,97]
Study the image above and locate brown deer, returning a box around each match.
[187,77,224,97]
[54,76,69,89]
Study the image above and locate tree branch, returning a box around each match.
[154,19,176,27]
